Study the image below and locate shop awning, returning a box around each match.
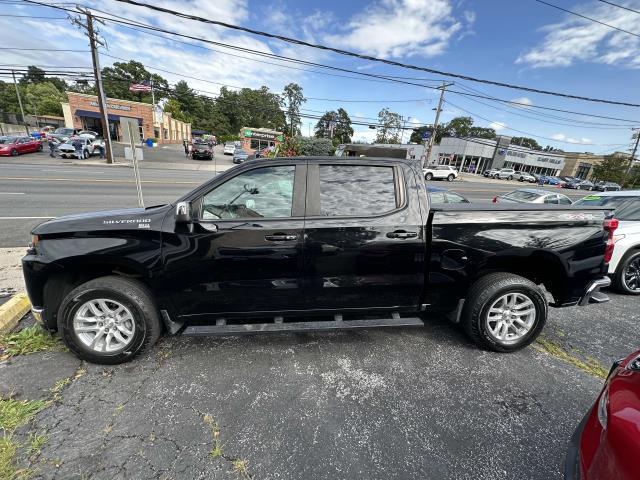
[75,109,143,125]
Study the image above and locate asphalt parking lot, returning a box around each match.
[1,290,637,480]
[0,157,637,479]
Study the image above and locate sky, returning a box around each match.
[1,0,639,154]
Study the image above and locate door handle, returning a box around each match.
[387,231,418,239]
[265,234,298,241]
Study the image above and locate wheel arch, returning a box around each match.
[41,257,152,331]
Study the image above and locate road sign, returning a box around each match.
[422,131,432,140]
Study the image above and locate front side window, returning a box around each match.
[201,166,295,220]
[558,195,572,205]
[429,191,446,204]
[446,192,468,204]
[319,165,397,217]
[544,195,558,204]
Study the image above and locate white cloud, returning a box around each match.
[326,0,474,58]
[551,133,592,144]
[489,121,507,131]
[352,127,378,144]
[510,97,533,106]
[517,1,640,68]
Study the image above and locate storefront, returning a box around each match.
[430,136,565,176]
[62,92,190,144]
[239,127,284,152]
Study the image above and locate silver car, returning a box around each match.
[493,188,573,205]
[515,171,536,182]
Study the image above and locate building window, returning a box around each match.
[163,128,168,140]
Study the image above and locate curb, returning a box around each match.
[0,293,30,334]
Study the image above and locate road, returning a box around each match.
[0,160,588,247]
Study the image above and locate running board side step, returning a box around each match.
[182,317,424,336]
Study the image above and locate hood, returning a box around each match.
[33,205,172,235]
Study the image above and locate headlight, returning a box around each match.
[597,387,609,429]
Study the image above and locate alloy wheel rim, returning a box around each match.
[486,293,536,345]
[73,299,136,353]
[624,257,640,292]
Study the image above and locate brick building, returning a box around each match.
[61,92,190,144]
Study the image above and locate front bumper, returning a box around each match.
[578,276,611,306]
[564,406,591,479]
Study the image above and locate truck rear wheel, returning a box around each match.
[461,273,547,352]
[57,276,162,364]
[425,172,433,181]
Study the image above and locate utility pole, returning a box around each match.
[623,128,640,186]
[424,81,454,167]
[73,10,114,164]
[12,70,29,135]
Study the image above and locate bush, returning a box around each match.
[297,136,334,156]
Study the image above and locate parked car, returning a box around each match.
[563,179,594,190]
[558,176,576,183]
[564,349,640,480]
[483,168,500,178]
[0,136,43,156]
[493,188,573,205]
[223,141,237,155]
[546,176,564,186]
[423,165,458,181]
[573,191,640,294]
[23,157,615,364]
[496,168,517,180]
[426,186,470,204]
[192,142,212,160]
[78,130,100,139]
[57,137,104,159]
[515,171,536,183]
[594,181,622,192]
[232,148,250,164]
[48,127,80,142]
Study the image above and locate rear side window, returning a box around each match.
[319,165,397,216]
[505,191,540,202]
[616,199,640,221]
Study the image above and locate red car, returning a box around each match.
[565,349,640,479]
[0,136,43,156]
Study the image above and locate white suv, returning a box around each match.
[423,165,459,182]
[574,191,640,294]
[496,168,517,180]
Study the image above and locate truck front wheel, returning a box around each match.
[57,276,162,364]
[461,273,547,352]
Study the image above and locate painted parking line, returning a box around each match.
[0,192,25,195]
[41,169,105,174]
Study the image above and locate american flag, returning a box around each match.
[129,80,152,93]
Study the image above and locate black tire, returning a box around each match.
[83,149,89,159]
[11,148,18,156]
[508,175,513,181]
[425,172,433,181]
[37,144,43,152]
[518,177,524,182]
[447,174,455,182]
[460,273,547,352]
[613,249,640,295]
[57,276,162,364]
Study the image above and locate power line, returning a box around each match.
[534,0,640,38]
[596,0,640,15]
[106,0,640,107]
[446,99,624,147]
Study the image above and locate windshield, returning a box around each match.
[0,137,17,144]
[504,191,542,202]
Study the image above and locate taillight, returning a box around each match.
[603,218,619,263]
[492,196,497,203]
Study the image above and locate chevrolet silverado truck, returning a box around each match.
[22,157,616,364]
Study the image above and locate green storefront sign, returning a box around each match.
[243,129,284,142]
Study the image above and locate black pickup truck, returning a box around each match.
[22,157,616,364]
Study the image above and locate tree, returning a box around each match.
[25,82,65,116]
[298,136,334,155]
[101,60,168,103]
[19,66,46,85]
[283,82,305,136]
[510,137,541,150]
[375,108,402,144]
[592,154,631,185]
[163,98,187,122]
[314,108,353,145]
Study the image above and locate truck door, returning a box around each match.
[162,163,307,318]
[302,162,426,312]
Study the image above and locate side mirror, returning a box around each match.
[175,201,192,223]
